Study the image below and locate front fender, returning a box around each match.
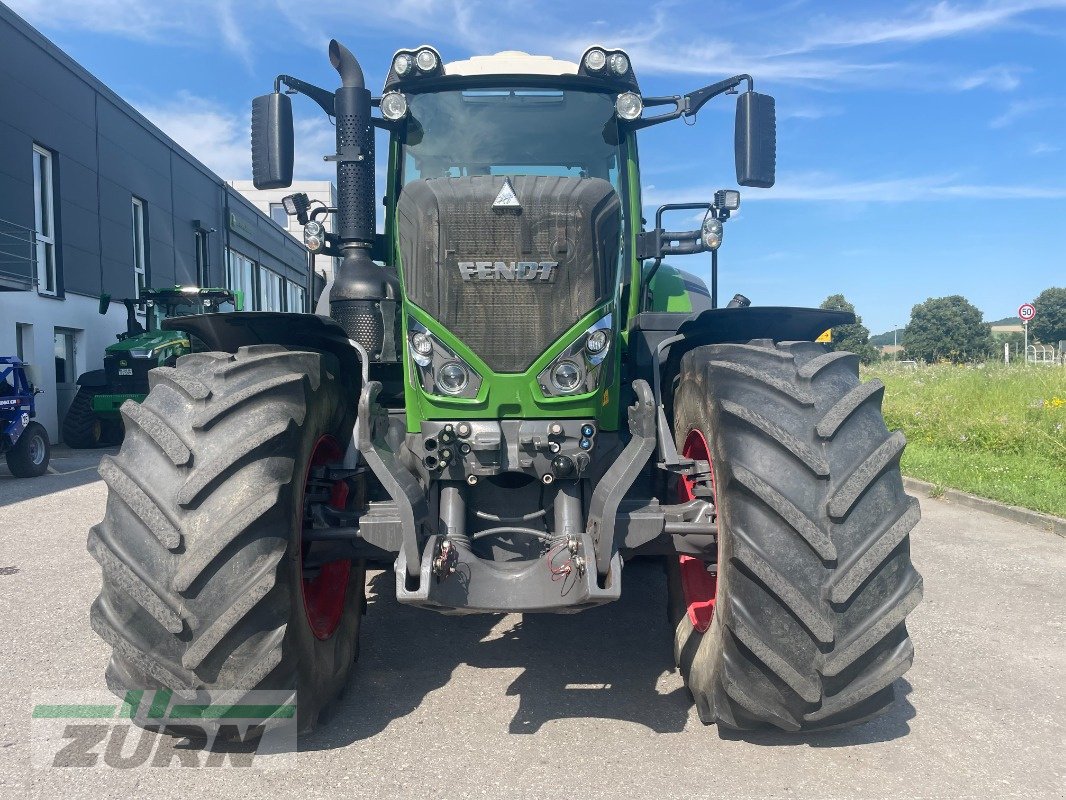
[163,311,366,385]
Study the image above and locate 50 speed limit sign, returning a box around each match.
[1018,303,1036,321]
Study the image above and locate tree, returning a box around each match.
[1031,287,1066,346]
[903,295,994,364]
[819,294,877,363]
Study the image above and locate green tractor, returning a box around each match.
[63,287,241,448]
[89,43,922,734]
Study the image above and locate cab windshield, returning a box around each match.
[400,88,622,190]
[147,295,234,329]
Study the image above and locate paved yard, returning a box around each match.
[0,455,1063,799]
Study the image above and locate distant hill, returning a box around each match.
[873,317,1022,346]
[870,328,904,346]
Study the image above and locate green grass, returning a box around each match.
[863,362,1066,517]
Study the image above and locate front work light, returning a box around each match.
[608,52,630,75]
[615,92,643,120]
[393,53,413,76]
[415,48,439,72]
[584,48,607,72]
[714,189,741,211]
[701,213,724,251]
[381,92,408,120]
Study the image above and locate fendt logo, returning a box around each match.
[457,261,557,281]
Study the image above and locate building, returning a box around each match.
[0,4,311,442]
[229,179,339,285]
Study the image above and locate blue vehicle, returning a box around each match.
[0,356,50,478]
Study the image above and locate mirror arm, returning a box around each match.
[275,74,336,117]
[683,74,753,117]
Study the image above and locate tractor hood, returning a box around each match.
[397,175,621,373]
[106,329,188,357]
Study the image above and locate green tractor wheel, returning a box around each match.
[667,339,922,731]
[89,346,364,734]
[62,386,108,448]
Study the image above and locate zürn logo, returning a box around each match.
[31,689,296,770]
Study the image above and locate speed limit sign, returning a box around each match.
[1019,303,1036,321]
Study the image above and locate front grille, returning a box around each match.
[397,176,620,373]
[104,355,152,394]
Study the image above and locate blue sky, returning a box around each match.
[9,0,1066,333]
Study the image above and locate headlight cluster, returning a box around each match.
[389,47,443,82]
[538,313,613,397]
[581,47,632,77]
[303,220,324,252]
[407,320,482,399]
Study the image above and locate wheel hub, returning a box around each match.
[678,428,717,633]
[300,436,351,640]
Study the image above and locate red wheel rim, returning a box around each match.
[300,435,351,640]
[678,428,718,633]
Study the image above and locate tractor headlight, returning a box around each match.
[615,92,643,121]
[586,328,608,354]
[583,48,607,72]
[551,361,582,393]
[381,92,408,121]
[408,320,482,398]
[393,53,413,77]
[415,48,439,72]
[608,52,630,75]
[701,213,723,251]
[128,348,155,358]
[538,312,613,397]
[436,362,469,395]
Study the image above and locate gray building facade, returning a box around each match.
[0,3,309,441]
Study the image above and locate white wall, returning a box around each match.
[0,291,129,443]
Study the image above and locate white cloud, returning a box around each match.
[645,171,1066,205]
[134,91,334,182]
[8,0,254,67]
[952,65,1025,91]
[988,98,1057,128]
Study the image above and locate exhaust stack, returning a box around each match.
[327,39,400,362]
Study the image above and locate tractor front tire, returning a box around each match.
[6,421,50,477]
[62,386,107,448]
[88,345,363,734]
[668,340,923,731]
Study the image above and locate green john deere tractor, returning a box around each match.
[89,42,922,734]
[63,287,241,448]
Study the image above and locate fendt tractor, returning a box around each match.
[88,42,923,733]
[64,287,241,448]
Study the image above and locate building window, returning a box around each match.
[269,203,289,228]
[32,144,57,296]
[259,266,283,312]
[195,230,209,286]
[226,249,255,309]
[54,328,75,386]
[131,197,147,302]
[286,281,306,313]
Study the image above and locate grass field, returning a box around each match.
[864,362,1066,518]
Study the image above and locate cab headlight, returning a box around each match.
[381,92,408,121]
[615,92,643,121]
[701,213,723,251]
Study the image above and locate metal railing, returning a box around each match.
[0,218,37,289]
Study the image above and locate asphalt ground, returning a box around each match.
[0,451,1063,799]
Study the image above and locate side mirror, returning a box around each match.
[735,91,776,188]
[251,92,294,190]
[98,293,111,315]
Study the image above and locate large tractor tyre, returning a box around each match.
[667,340,923,731]
[88,345,364,734]
[62,386,107,448]
[5,421,50,477]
